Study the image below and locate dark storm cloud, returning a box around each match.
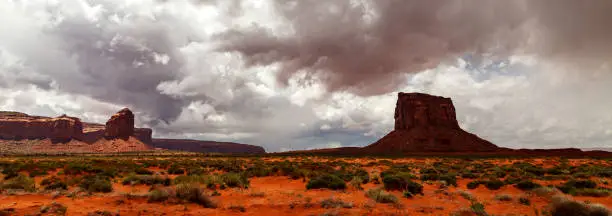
[217,0,612,96]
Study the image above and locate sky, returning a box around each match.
[1,0,612,152]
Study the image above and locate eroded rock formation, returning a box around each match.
[0,109,267,154]
[0,112,83,143]
[364,92,500,153]
[104,108,135,140]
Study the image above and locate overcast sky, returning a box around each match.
[1,0,612,152]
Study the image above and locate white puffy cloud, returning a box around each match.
[1,0,611,152]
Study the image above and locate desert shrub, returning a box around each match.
[39,202,67,215]
[470,202,487,216]
[306,174,346,190]
[41,176,67,190]
[515,180,542,191]
[1,167,19,180]
[402,190,413,198]
[548,197,610,216]
[167,165,185,175]
[122,175,170,186]
[519,197,531,205]
[574,188,611,197]
[365,188,399,204]
[175,184,217,208]
[349,176,364,190]
[494,194,513,201]
[457,190,476,201]
[320,198,353,209]
[467,180,483,189]
[461,172,478,179]
[134,168,153,175]
[28,169,49,177]
[353,169,370,184]
[484,180,505,190]
[557,179,598,195]
[382,172,423,195]
[503,176,522,184]
[421,173,458,187]
[147,188,171,203]
[371,175,381,184]
[186,168,205,176]
[547,167,568,175]
[244,165,272,177]
[0,174,36,192]
[228,205,246,212]
[221,173,249,188]
[79,175,112,193]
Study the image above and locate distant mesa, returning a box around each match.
[0,108,265,154]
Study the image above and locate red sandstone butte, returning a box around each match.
[363,92,500,153]
[0,112,83,143]
[104,108,135,140]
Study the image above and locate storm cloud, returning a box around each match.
[218,0,612,95]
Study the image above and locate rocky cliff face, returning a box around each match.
[364,92,500,153]
[394,92,459,130]
[104,108,135,140]
[0,112,83,143]
[151,139,266,154]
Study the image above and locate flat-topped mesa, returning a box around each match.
[395,92,459,130]
[104,108,135,140]
[0,112,83,143]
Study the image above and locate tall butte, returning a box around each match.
[363,92,500,153]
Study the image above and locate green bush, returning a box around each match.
[306,174,346,190]
[122,175,171,186]
[382,172,422,194]
[320,198,353,209]
[470,202,487,216]
[134,168,154,175]
[574,188,610,197]
[79,175,112,193]
[365,188,399,204]
[494,194,512,201]
[557,179,598,195]
[41,176,67,190]
[0,174,36,192]
[221,173,249,188]
[515,180,542,191]
[467,180,483,189]
[148,188,171,203]
[484,180,505,190]
[167,166,185,175]
[175,184,217,208]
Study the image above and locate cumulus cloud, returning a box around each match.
[1,0,612,152]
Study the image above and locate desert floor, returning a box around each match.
[0,155,610,216]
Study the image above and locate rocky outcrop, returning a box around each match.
[151,139,266,154]
[104,108,135,140]
[394,93,460,130]
[364,92,499,153]
[0,109,268,154]
[0,112,83,143]
[134,128,153,144]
